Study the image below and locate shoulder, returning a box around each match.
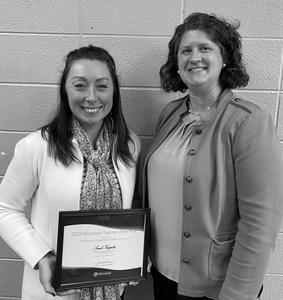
[162,96,186,116]
[224,96,278,144]
[156,96,186,132]
[228,96,262,114]
[7,131,49,176]
[15,130,47,152]
[223,94,272,126]
[216,92,277,141]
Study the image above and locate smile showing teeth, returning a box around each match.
[82,107,101,113]
[188,67,206,72]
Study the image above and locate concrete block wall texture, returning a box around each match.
[0,0,282,299]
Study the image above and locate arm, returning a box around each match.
[219,111,283,299]
[0,134,52,268]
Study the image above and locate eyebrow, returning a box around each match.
[71,76,110,82]
[96,77,110,82]
[180,42,212,47]
[179,42,214,51]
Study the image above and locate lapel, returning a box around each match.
[147,98,187,159]
[142,98,187,205]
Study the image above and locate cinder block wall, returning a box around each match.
[0,1,282,299]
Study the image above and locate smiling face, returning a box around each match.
[177,29,223,92]
[65,59,114,137]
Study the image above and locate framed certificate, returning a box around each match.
[53,208,150,291]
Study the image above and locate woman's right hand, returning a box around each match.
[38,253,81,297]
[38,252,56,296]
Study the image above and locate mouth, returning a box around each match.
[81,106,102,113]
[187,66,207,72]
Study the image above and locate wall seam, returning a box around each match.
[0,130,32,134]
[0,258,22,262]
[79,0,82,46]
[1,33,282,40]
[0,83,57,87]
[274,46,283,128]
[180,0,185,23]
[0,32,80,36]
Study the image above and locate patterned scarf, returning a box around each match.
[72,117,122,300]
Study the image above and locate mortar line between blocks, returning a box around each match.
[180,0,185,23]
[274,46,283,128]
[79,0,82,46]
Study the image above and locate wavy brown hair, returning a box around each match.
[160,12,249,92]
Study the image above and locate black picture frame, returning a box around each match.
[53,208,150,291]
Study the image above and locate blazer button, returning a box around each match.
[195,129,202,135]
[185,202,192,211]
[188,149,197,156]
[185,176,193,183]
[184,232,191,238]
[183,258,190,264]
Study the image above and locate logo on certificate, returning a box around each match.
[93,271,111,277]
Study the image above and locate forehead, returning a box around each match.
[179,29,217,46]
[67,59,112,79]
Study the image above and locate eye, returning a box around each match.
[73,82,87,89]
[96,84,108,90]
[181,48,191,55]
[200,46,211,53]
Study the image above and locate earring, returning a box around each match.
[177,70,180,74]
[223,63,226,68]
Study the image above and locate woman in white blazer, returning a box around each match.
[0,45,140,300]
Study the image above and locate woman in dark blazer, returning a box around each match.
[143,12,282,300]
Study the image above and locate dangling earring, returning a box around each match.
[223,63,226,68]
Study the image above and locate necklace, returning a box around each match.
[186,96,219,117]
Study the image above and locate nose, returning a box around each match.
[190,50,201,63]
[86,87,96,102]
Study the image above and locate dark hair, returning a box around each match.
[41,45,135,167]
[160,12,249,92]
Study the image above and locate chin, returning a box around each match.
[188,81,207,89]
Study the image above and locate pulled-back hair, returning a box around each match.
[160,12,249,92]
[41,45,134,167]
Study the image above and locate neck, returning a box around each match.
[189,85,222,112]
[85,121,103,143]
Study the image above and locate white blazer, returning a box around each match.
[0,130,140,300]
